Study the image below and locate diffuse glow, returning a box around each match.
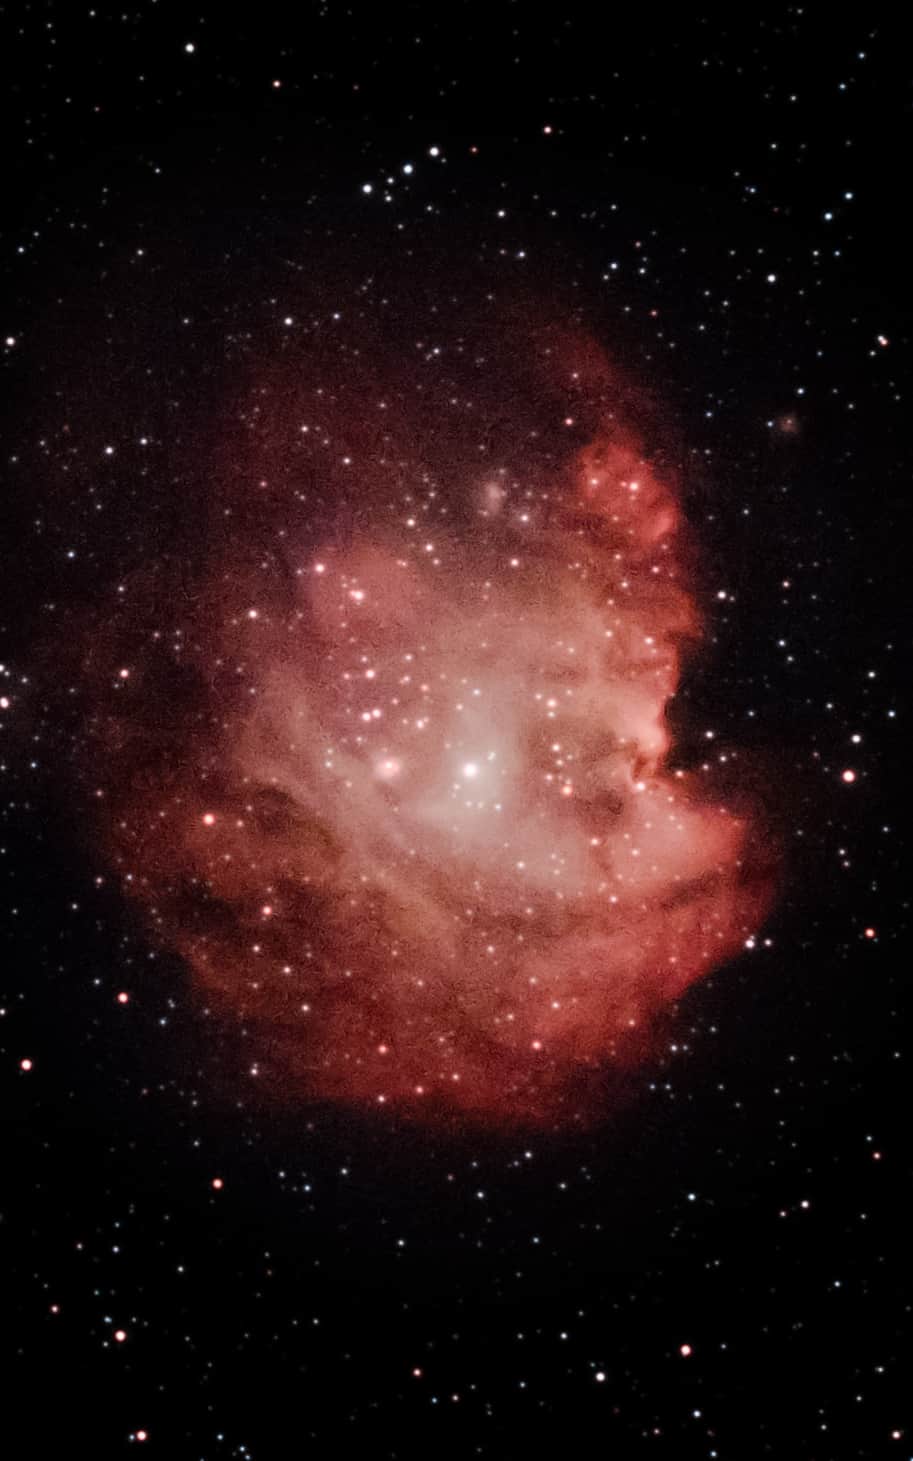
[79,326,776,1126]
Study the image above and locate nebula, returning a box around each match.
[73,318,775,1127]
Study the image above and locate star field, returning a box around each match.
[0,5,909,1458]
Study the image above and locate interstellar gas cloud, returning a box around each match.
[69,300,777,1127]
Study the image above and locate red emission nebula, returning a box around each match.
[76,319,777,1128]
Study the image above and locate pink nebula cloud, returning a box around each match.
[75,324,776,1126]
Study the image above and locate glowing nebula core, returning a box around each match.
[77,322,775,1126]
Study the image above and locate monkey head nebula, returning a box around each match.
[73,313,777,1128]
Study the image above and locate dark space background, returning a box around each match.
[0,5,909,1457]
